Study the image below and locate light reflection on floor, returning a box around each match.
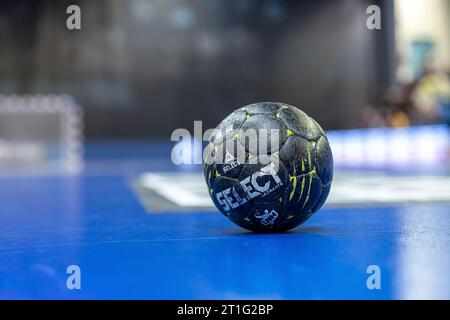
[396,206,450,299]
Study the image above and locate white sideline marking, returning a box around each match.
[140,173,213,207]
[139,172,450,207]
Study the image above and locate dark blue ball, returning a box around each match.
[203,102,333,232]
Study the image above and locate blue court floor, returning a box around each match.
[0,141,450,299]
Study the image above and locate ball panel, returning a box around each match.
[203,144,216,188]
[311,117,326,136]
[239,114,287,155]
[315,135,334,185]
[212,110,246,145]
[276,211,314,232]
[213,138,247,179]
[279,107,321,141]
[283,173,307,211]
[242,102,281,115]
[283,172,322,215]
[204,165,216,190]
[297,172,323,213]
[279,135,315,175]
[311,182,331,213]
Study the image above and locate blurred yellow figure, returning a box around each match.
[413,62,450,124]
[387,108,411,127]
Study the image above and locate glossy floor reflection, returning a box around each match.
[1,171,450,299]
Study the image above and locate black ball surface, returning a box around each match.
[203,102,333,232]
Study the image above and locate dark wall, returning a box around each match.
[0,0,393,138]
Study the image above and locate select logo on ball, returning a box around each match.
[215,162,283,212]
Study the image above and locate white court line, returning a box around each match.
[139,172,450,207]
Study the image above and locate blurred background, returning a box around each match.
[2,0,450,301]
[0,0,449,171]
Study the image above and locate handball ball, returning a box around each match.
[203,102,333,232]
